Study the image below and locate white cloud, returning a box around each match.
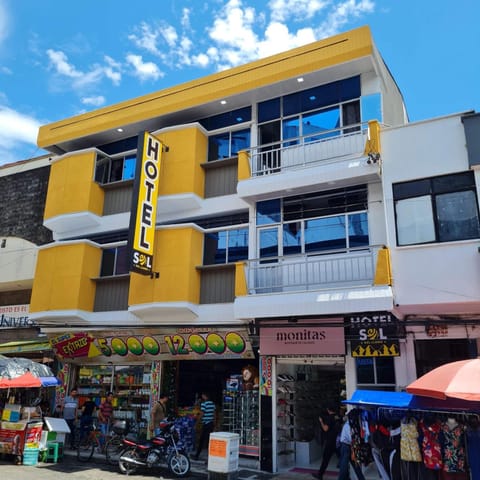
[128,22,160,56]
[46,49,122,91]
[0,106,41,165]
[269,0,329,22]
[81,96,106,107]
[317,0,375,37]
[126,54,163,81]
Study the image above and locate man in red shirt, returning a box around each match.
[98,391,114,445]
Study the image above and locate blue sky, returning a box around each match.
[0,0,479,166]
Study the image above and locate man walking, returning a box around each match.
[193,392,216,461]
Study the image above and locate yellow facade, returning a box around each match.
[129,227,203,305]
[155,125,207,198]
[30,243,102,312]
[44,151,104,220]
[37,26,373,151]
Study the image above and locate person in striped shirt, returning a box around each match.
[193,392,216,460]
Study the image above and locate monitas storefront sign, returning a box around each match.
[259,324,345,356]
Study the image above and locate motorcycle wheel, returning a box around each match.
[118,447,139,475]
[167,451,191,477]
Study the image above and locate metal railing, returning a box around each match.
[249,123,368,176]
[245,245,380,295]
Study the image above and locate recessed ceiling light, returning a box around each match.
[297,77,304,83]
[116,128,124,133]
[220,100,227,105]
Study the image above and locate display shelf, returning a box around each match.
[222,390,259,457]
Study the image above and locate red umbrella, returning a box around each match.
[0,371,43,389]
[406,358,480,401]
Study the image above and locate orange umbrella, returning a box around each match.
[0,371,43,388]
[406,358,480,401]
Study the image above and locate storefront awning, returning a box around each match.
[0,340,51,355]
[344,389,480,412]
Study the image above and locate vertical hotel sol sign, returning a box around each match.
[128,132,164,275]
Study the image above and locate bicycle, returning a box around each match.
[77,419,136,465]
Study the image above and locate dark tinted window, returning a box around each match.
[199,107,251,130]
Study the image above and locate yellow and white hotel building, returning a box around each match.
[31,25,411,471]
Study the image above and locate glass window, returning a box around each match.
[208,133,230,161]
[283,222,302,255]
[393,172,480,245]
[348,212,369,247]
[396,196,435,245]
[360,93,382,123]
[259,228,279,259]
[356,357,395,385]
[228,228,249,262]
[203,228,248,265]
[100,246,128,276]
[305,216,346,252]
[257,199,281,225]
[95,155,136,185]
[199,106,252,131]
[282,117,300,146]
[123,155,136,180]
[208,129,251,161]
[437,191,480,242]
[231,129,251,156]
[258,98,280,123]
[204,231,226,264]
[302,107,340,141]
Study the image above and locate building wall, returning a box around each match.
[0,164,52,245]
[381,114,480,314]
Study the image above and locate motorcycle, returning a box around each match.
[118,418,191,477]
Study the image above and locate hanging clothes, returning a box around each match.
[440,419,467,476]
[466,417,480,480]
[419,418,443,471]
[400,417,422,462]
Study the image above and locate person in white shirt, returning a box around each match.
[337,420,366,480]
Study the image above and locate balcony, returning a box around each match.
[237,122,381,201]
[245,245,383,295]
[250,123,367,176]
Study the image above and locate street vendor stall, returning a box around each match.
[343,389,480,480]
[0,356,60,464]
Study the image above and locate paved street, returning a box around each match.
[0,451,311,480]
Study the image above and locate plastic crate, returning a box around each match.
[23,448,39,466]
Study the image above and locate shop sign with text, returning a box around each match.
[347,312,401,357]
[127,131,163,276]
[259,325,345,355]
[49,327,254,363]
[0,305,36,329]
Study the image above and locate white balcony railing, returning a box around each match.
[245,246,380,295]
[249,123,368,177]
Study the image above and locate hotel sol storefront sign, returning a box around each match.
[347,312,401,357]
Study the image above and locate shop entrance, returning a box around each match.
[274,359,345,473]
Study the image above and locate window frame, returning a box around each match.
[207,126,251,162]
[255,187,369,259]
[95,151,137,185]
[203,225,249,265]
[99,244,129,277]
[393,171,480,246]
[355,356,396,388]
